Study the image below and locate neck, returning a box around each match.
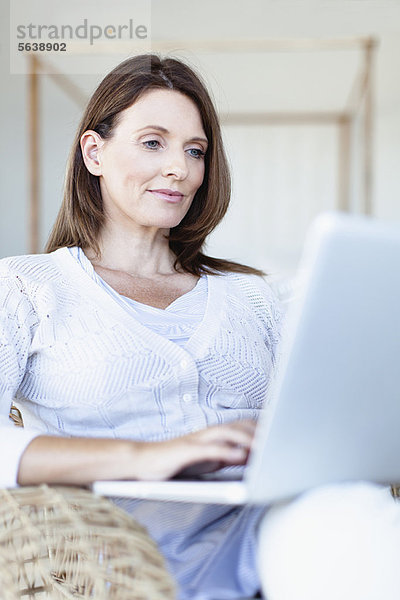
[87,225,178,277]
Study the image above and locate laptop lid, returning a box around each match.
[246,211,400,503]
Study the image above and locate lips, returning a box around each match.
[149,189,184,202]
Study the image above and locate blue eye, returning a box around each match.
[143,140,161,149]
[187,148,206,159]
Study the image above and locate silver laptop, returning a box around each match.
[93,212,400,505]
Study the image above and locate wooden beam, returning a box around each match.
[363,39,375,215]
[337,116,352,212]
[150,36,375,53]
[345,37,378,115]
[220,112,343,126]
[36,57,87,108]
[44,36,375,55]
[28,55,40,254]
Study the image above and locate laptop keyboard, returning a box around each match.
[187,465,246,481]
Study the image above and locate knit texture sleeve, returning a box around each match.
[0,417,41,487]
[0,259,41,487]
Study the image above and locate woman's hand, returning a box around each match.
[129,419,257,481]
[18,420,257,486]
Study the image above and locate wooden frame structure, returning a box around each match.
[27,37,377,253]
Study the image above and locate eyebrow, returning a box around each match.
[135,125,208,146]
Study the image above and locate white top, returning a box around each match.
[0,247,284,599]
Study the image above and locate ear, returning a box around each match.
[80,130,105,176]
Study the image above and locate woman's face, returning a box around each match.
[90,89,208,234]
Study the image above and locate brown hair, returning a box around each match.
[45,54,263,277]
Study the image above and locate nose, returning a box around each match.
[161,148,188,180]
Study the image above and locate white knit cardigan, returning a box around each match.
[0,248,283,487]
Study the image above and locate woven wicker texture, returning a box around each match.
[0,485,176,599]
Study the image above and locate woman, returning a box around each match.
[0,54,283,599]
[2,53,400,600]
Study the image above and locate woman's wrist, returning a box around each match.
[17,435,142,486]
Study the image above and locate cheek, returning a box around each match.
[106,148,156,184]
[126,154,161,184]
[192,163,206,190]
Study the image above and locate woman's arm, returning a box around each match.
[17,419,256,486]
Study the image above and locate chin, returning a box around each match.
[148,210,189,230]
[160,218,186,230]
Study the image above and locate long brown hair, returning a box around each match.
[45,54,263,276]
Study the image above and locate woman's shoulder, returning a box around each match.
[0,248,67,282]
[0,249,76,320]
[217,270,285,329]
[0,250,72,313]
[219,270,279,302]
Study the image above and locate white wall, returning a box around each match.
[1,0,400,275]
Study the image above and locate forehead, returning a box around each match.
[115,89,205,135]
